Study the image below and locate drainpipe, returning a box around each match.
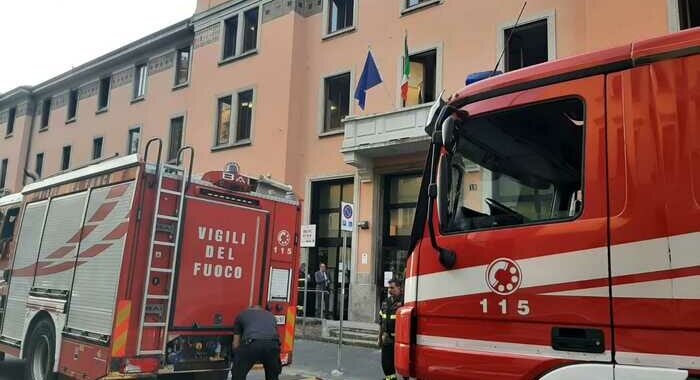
[22,98,37,185]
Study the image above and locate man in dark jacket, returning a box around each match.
[379,278,404,380]
[231,305,281,380]
[314,263,330,317]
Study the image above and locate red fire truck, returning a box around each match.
[0,139,301,380]
[397,28,700,379]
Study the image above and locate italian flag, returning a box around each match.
[401,33,410,105]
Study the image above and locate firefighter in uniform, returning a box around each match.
[379,278,404,380]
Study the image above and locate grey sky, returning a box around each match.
[0,0,195,94]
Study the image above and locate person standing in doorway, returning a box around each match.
[379,278,404,380]
[314,263,330,318]
[231,305,281,380]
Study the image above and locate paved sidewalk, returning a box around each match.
[283,338,382,380]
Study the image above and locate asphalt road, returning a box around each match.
[0,339,380,380]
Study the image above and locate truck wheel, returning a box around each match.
[193,370,228,380]
[23,318,57,380]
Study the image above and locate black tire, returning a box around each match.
[159,371,228,380]
[193,371,228,380]
[23,318,57,380]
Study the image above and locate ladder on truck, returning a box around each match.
[136,138,195,356]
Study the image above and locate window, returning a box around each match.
[236,89,254,141]
[242,8,259,53]
[168,116,184,161]
[61,146,71,171]
[323,72,351,132]
[134,64,148,99]
[216,95,232,146]
[215,89,254,147]
[6,107,15,136]
[440,98,584,233]
[404,49,436,107]
[504,19,548,72]
[222,7,260,61]
[35,153,44,178]
[0,159,7,189]
[40,98,51,129]
[406,0,432,7]
[679,0,700,29]
[98,77,111,110]
[0,207,19,243]
[223,17,239,59]
[175,47,191,86]
[327,0,354,34]
[92,137,103,160]
[67,89,78,121]
[127,128,141,155]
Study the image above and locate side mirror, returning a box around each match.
[442,116,457,151]
[424,90,446,137]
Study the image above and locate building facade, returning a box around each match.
[0,0,697,323]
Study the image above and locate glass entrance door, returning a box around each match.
[309,179,353,320]
[378,174,421,307]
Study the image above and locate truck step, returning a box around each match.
[156,214,179,221]
[149,268,173,273]
[147,295,169,299]
[143,322,167,327]
[153,241,175,247]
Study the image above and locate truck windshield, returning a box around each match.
[442,98,584,232]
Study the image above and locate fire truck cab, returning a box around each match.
[0,139,301,380]
[398,28,700,379]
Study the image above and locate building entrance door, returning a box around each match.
[378,173,421,308]
[309,179,353,320]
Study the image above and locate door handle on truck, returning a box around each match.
[551,327,605,353]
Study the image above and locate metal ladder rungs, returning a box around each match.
[143,322,167,327]
[139,350,166,356]
[156,214,179,221]
[146,295,170,299]
[162,164,184,171]
[160,189,181,196]
[153,241,175,247]
[149,268,172,273]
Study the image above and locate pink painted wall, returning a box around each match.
[0,108,31,192]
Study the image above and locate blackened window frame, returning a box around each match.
[503,19,548,72]
[40,98,51,129]
[679,0,700,29]
[92,137,104,161]
[0,159,7,189]
[66,89,79,122]
[61,145,71,171]
[35,153,44,179]
[97,76,111,111]
[6,107,16,137]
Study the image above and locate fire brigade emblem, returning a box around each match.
[485,258,522,295]
[277,230,291,247]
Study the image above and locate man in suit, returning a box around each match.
[314,263,330,318]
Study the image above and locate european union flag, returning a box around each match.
[354,51,383,110]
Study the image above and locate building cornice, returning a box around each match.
[32,18,193,93]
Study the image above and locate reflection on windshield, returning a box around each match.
[443,98,584,232]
